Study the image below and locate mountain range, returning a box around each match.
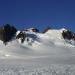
[0,24,75,59]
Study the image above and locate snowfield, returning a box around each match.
[0,28,75,59]
[1,64,75,75]
[0,28,75,75]
[0,59,75,75]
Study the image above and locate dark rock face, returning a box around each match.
[43,27,51,33]
[72,34,75,41]
[0,24,17,45]
[74,35,75,40]
[31,28,39,32]
[62,30,75,40]
[16,32,26,43]
[16,30,39,43]
[24,28,39,32]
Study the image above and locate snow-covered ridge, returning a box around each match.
[0,24,75,59]
[16,28,75,47]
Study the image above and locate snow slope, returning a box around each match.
[0,28,75,75]
[0,28,75,60]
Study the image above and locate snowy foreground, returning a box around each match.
[0,59,75,75]
[1,64,75,75]
[0,28,75,75]
[1,55,75,75]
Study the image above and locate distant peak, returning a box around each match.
[23,28,39,33]
[60,28,67,31]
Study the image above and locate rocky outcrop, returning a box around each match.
[62,30,75,40]
[16,30,38,43]
[24,28,39,32]
[0,24,17,45]
[16,31,26,43]
[31,28,39,32]
[43,27,51,33]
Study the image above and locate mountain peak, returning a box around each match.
[0,25,75,58]
[0,24,75,47]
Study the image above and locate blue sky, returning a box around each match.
[0,0,75,32]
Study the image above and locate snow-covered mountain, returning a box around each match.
[0,26,75,59]
[0,25,75,75]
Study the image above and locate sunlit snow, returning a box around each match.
[0,28,75,75]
